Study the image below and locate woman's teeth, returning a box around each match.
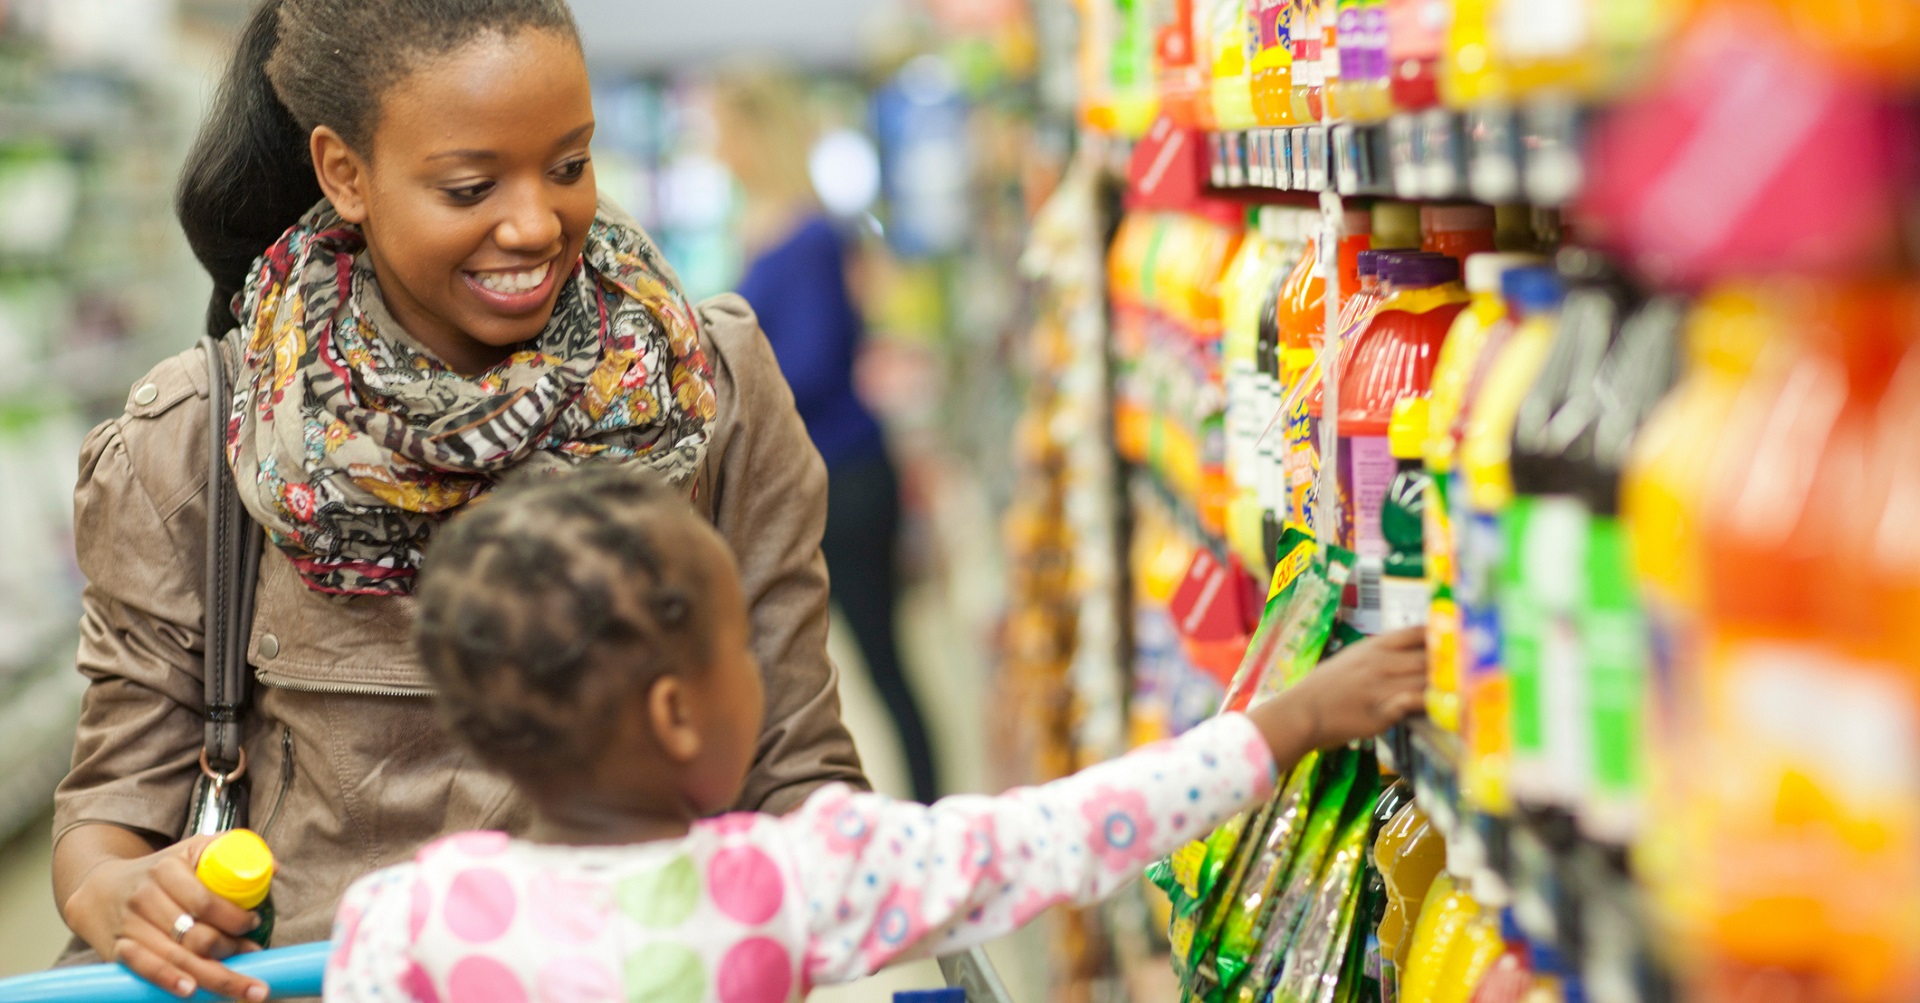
[473,261,551,294]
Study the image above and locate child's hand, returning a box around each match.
[1248,627,1427,765]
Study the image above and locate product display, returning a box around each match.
[1041,2,1920,1001]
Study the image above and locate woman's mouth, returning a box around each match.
[463,259,559,314]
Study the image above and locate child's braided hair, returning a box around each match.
[413,467,713,783]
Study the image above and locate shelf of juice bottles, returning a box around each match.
[1201,99,1583,206]
[1375,717,1674,1002]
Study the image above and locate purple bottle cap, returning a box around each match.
[1356,249,1385,279]
[1377,252,1461,288]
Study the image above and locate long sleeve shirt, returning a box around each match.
[323,713,1278,1002]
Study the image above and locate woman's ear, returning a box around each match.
[310,125,370,223]
[646,675,703,765]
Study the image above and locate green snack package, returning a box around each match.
[1257,545,1357,702]
[1182,796,1279,991]
[1271,785,1379,1003]
[1210,752,1324,990]
[1228,750,1362,1003]
[1221,528,1319,715]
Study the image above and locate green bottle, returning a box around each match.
[1379,397,1431,631]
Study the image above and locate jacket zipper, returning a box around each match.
[260,726,294,838]
[255,672,433,699]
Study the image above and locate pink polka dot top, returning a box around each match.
[322,714,1275,1003]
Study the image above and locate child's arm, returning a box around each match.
[790,627,1426,986]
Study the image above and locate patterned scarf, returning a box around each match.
[226,200,718,596]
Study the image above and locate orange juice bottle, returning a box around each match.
[1250,0,1299,125]
[1693,282,1920,1003]
[1376,805,1448,974]
[1620,287,1775,852]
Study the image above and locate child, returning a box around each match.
[323,469,1427,1002]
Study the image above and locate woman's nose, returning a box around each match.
[494,186,564,253]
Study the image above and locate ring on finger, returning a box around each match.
[171,913,196,943]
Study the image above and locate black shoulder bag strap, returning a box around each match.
[185,334,265,839]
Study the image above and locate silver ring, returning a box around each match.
[171,913,196,943]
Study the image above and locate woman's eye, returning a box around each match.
[443,181,494,204]
[553,158,590,183]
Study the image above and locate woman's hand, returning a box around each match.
[59,828,268,1001]
[1249,626,1428,765]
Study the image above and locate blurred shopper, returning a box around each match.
[713,71,938,804]
[51,3,870,998]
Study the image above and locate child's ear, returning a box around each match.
[310,125,371,224]
[646,675,702,764]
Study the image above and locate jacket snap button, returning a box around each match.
[259,634,280,660]
[132,383,159,406]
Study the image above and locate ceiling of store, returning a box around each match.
[570,0,900,71]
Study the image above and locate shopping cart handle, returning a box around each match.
[0,941,329,1002]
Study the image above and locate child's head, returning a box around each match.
[413,469,767,822]
[179,0,593,372]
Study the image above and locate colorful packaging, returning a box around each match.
[1380,397,1432,631]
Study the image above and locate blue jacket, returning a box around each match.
[735,215,888,469]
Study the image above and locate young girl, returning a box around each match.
[322,469,1427,1002]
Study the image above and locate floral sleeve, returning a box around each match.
[787,713,1278,986]
[322,864,420,1003]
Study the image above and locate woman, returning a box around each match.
[711,74,938,805]
[52,3,866,999]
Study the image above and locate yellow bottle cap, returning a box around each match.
[1389,397,1430,460]
[196,829,274,910]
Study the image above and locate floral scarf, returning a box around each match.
[226,200,718,596]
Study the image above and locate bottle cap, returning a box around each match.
[1371,200,1421,249]
[196,829,275,910]
[1389,397,1429,459]
[1355,249,1384,280]
[1379,253,1461,288]
[1464,252,1547,295]
[1427,203,1497,233]
[1502,265,1566,316]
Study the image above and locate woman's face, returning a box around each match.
[310,29,597,375]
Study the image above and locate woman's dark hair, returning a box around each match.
[412,468,715,784]
[176,0,581,337]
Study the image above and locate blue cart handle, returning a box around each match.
[0,941,330,1002]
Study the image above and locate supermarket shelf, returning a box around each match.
[1204,99,1587,206]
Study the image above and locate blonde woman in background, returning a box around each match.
[711,71,937,803]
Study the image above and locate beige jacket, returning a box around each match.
[53,294,868,946]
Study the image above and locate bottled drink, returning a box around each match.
[197,829,276,948]
[1381,396,1432,631]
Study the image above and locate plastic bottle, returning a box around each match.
[1620,287,1776,892]
[1433,910,1509,1003]
[1384,0,1445,111]
[1425,253,1542,733]
[1224,211,1284,570]
[1381,397,1431,631]
[1694,282,1920,1003]
[1455,265,1564,816]
[1502,250,1633,811]
[1210,0,1259,130]
[1250,0,1299,125]
[1401,873,1477,1003]
[1159,0,1214,128]
[1442,0,1509,107]
[1572,294,1685,842]
[1278,212,1328,535]
[1422,205,1499,269]
[1337,253,1466,634]
[1291,0,1326,121]
[1376,804,1448,977]
[197,830,276,948]
[1334,0,1393,121]
[1496,0,1597,100]
[1262,211,1310,551]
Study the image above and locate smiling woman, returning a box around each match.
[49,1,868,1000]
